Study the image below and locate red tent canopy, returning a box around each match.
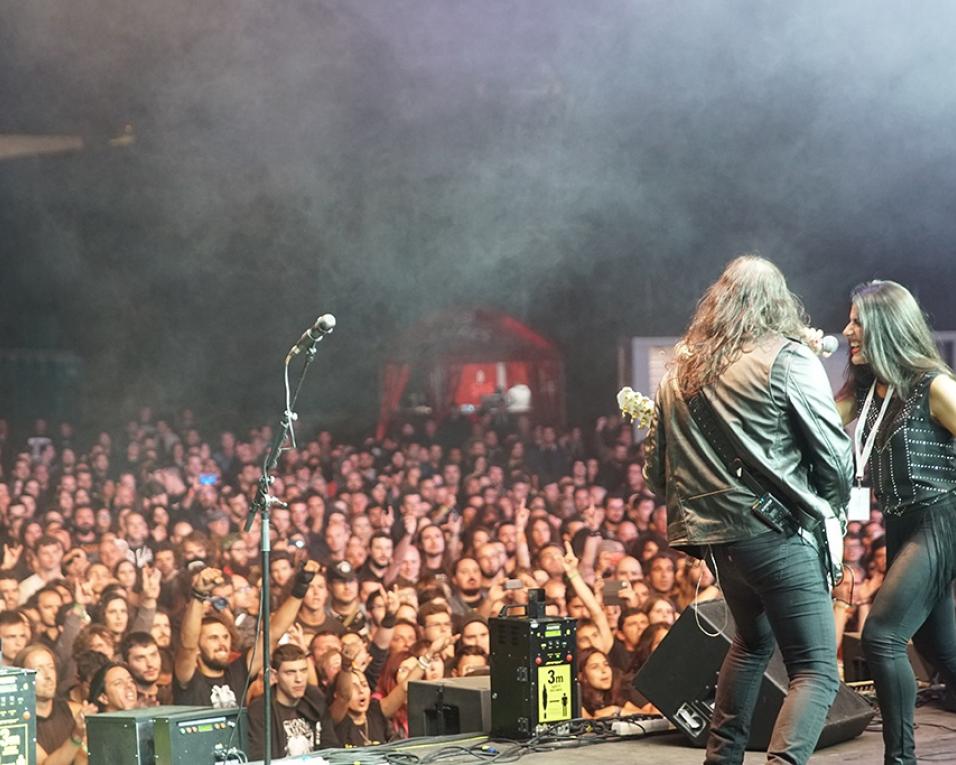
[377,308,565,438]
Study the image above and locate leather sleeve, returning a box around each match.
[778,344,854,517]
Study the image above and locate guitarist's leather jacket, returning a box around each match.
[644,335,853,555]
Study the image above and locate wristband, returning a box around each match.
[291,566,317,599]
[191,589,208,602]
[567,570,581,580]
[70,735,84,747]
[380,613,397,629]
[417,655,431,671]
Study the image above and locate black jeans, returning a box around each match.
[862,504,956,765]
[705,531,839,765]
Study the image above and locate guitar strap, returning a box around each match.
[686,389,821,535]
[687,387,844,589]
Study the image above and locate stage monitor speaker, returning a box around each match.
[88,705,246,765]
[634,599,874,750]
[407,675,492,738]
[88,706,205,765]
[842,631,934,684]
[153,706,246,765]
[0,667,36,765]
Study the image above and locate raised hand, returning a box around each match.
[593,576,606,604]
[285,623,308,652]
[381,505,395,531]
[562,540,580,574]
[445,512,462,537]
[428,632,459,658]
[141,565,162,601]
[396,655,420,684]
[386,586,401,615]
[618,579,639,608]
[583,502,602,531]
[352,646,372,673]
[797,326,834,358]
[74,580,94,608]
[2,543,22,569]
[192,567,224,596]
[515,500,530,531]
[72,701,99,741]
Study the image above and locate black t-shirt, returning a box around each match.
[357,561,386,584]
[608,638,635,673]
[173,655,249,708]
[38,698,74,757]
[327,605,367,635]
[246,685,339,760]
[422,563,449,580]
[334,700,395,747]
[297,612,346,640]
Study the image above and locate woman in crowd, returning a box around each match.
[113,559,138,593]
[627,622,671,676]
[577,647,645,718]
[641,595,677,627]
[371,647,448,739]
[371,651,420,738]
[838,280,956,765]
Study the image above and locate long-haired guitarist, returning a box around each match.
[642,254,853,765]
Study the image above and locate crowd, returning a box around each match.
[0,406,886,761]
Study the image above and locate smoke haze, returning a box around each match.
[2,1,955,430]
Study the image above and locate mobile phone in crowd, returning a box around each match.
[604,578,626,606]
[199,473,218,486]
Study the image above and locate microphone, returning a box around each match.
[799,329,839,358]
[288,314,336,358]
[819,335,839,356]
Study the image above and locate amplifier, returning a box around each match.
[0,667,36,765]
[88,705,246,765]
[408,675,491,737]
[489,589,578,739]
[154,707,247,765]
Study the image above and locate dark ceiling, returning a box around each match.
[2,1,955,434]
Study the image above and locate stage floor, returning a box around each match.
[509,705,956,764]
[258,704,955,765]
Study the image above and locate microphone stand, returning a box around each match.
[246,336,327,765]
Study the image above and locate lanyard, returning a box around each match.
[853,380,895,484]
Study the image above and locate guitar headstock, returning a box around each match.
[617,386,655,429]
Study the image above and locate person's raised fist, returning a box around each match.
[192,567,224,596]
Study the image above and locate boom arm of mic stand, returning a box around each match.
[244,341,324,765]
[244,342,321,533]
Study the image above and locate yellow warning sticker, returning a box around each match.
[537,663,572,723]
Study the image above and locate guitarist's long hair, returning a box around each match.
[676,254,808,398]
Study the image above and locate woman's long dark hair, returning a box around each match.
[840,280,952,402]
[577,647,628,714]
[626,622,670,675]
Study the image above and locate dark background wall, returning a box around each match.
[2,1,955,435]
